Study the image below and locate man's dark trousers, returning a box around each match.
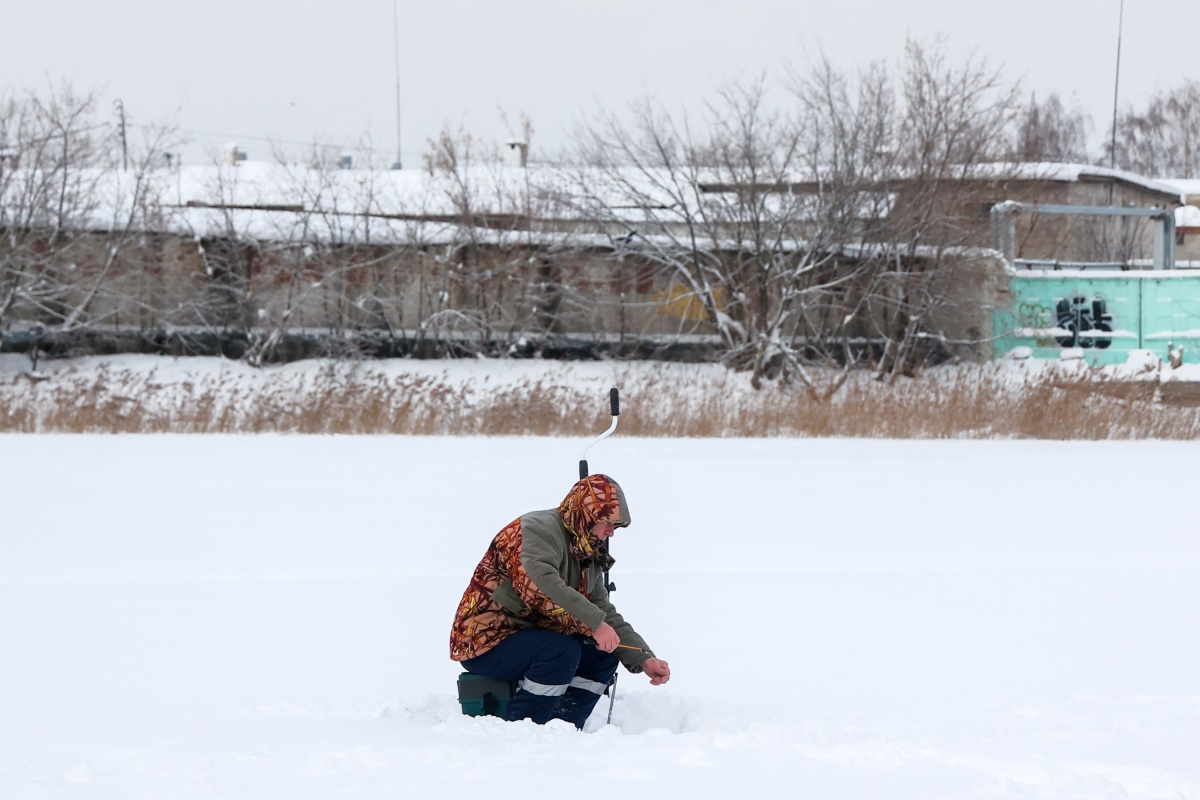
[461,629,619,728]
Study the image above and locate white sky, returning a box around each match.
[3,0,1195,167]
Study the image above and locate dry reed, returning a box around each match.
[2,360,1198,439]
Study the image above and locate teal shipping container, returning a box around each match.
[994,272,1200,365]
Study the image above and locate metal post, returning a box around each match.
[1110,0,1125,170]
[990,201,1020,264]
[1154,211,1176,271]
[391,0,403,170]
[113,99,128,172]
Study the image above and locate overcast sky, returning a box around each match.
[3,1,1195,167]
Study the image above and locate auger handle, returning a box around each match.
[579,388,620,479]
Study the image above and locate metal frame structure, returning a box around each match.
[991,201,1177,270]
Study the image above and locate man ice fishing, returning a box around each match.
[450,474,670,728]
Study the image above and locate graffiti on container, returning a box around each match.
[1016,300,1056,348]
[1053,294,1113,349]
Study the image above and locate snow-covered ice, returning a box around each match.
[2,434,1198,798]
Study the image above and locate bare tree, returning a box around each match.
[1009,92,1092,163]
[178,140,413,365]
[788,57,901,382]
[568,37,1021,390]
[420,121,579,356]
[0,84,111,334]
[1106,79,1200,178]
[568,77,876,393]
[0,84,180,361]
[866,37,1022,379]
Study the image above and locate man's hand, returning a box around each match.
[643,657,671,685]
[592,622,620,653]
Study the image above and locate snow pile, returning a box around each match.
[2,435,1198,798]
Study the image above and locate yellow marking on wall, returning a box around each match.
[654,285,726,321]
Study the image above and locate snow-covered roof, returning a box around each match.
[1156,178,1200,203]
[907,162,1183,204]
[1,159,1183,246]
[696,162,1183,205]
[0,161,601,245]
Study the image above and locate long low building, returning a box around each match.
[0,156,1187,367]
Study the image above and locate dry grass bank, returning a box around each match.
[2,358,1198,439]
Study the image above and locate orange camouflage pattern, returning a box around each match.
[449,475,623,661]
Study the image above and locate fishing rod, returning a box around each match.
[581,640,651,726]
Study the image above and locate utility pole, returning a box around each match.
[1109,0,1125,171]
[114,99,128,171]
[391,0,403,170]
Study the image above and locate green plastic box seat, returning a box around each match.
[456,673,517,718]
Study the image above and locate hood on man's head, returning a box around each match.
[557,474,631,541]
